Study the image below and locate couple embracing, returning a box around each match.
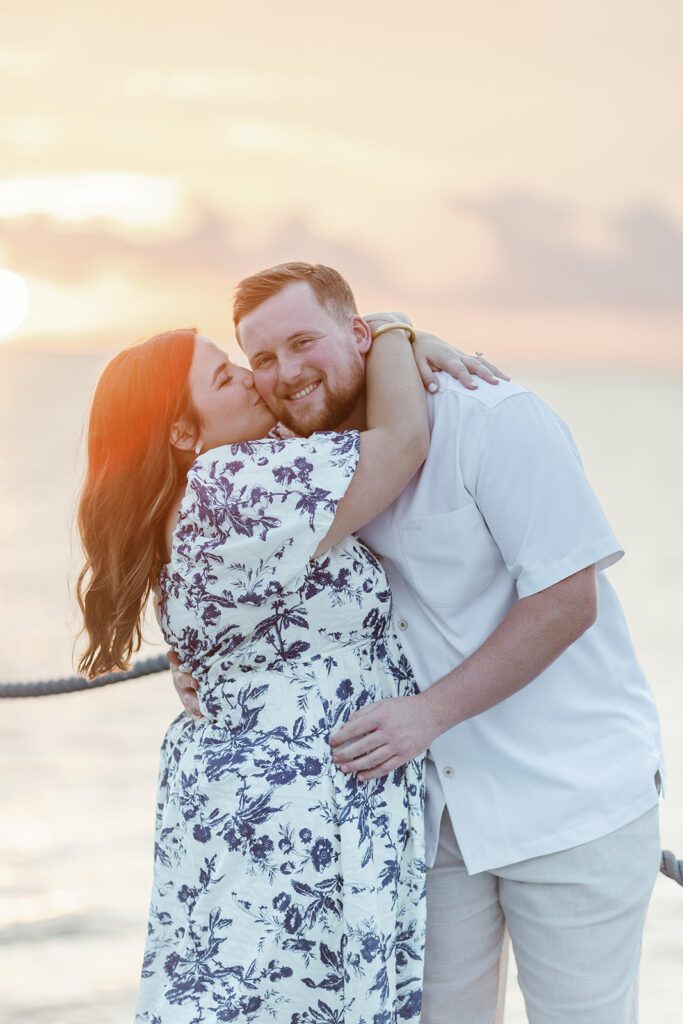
[77,262,663,1024]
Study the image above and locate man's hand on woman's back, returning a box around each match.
[168,650,203,719]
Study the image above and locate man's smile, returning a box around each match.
[287,381,321,402]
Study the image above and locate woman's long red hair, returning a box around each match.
[77,329,199,677]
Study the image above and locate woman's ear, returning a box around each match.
[170,417,197,453]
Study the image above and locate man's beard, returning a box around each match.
[277,364,364,437]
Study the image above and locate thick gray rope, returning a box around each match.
[0,654,169,698]
[660,850,683,886]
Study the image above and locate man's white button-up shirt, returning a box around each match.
[358,375,664,874]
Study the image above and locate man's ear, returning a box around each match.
[351,315,373,355]
[170,417,197,453]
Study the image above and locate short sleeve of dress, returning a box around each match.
[171,431,360,604]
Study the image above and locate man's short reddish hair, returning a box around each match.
[233,262,358,334]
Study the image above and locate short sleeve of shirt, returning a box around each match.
[173,431,360,604]
[465,392,623,598]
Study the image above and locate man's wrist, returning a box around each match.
[418,685,450,743]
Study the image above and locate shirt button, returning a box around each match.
[398,619,408,631]
[443,766,454,778]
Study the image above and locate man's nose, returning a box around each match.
[277,351,304,384]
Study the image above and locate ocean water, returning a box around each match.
[0,350,681,1023]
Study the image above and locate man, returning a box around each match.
[174,262,663,1024]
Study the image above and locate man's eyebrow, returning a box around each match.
[286,329,321,343]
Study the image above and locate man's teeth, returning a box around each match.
[290,382,318,400]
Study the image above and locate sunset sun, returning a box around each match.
[0,270,30,340]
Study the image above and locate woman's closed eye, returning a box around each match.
[218,375,233,388]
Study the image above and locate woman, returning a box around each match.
[78,318,439,1024]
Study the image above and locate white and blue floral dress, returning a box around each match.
[135,432,425,1024]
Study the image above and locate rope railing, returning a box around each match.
[1,657,681,888]
[0,654,169,699]
[660,849,683,886]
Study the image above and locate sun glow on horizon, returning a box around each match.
[0,270,29,340]
[0,174,182,229]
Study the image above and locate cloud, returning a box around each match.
[0,208,389,295]
[256,220,390,291]
[455,193,683,310]
[121,67,284,102]
[0,116,58,148]
[0,209,237,284]
[0,174,181,227]
[0,208,395,348]
[0,48,51,78]
[4,194,682,318]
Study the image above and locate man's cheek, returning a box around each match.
[254,374,276,405]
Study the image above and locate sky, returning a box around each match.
[1,0,682,364]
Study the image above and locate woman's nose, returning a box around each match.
[241,371,256,389]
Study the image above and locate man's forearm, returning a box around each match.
[422,565,598,733]
[330,566,598,780]
[363,311,413,327]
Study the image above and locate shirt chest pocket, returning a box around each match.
[398,502,499,609]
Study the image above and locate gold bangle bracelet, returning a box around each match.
[370,322,416,343]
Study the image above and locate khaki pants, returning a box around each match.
[421,805,660,1024]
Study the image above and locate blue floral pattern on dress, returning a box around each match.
[135,433,425,1024]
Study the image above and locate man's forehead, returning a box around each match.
[239,285,334,354]
[242,281,317,321]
